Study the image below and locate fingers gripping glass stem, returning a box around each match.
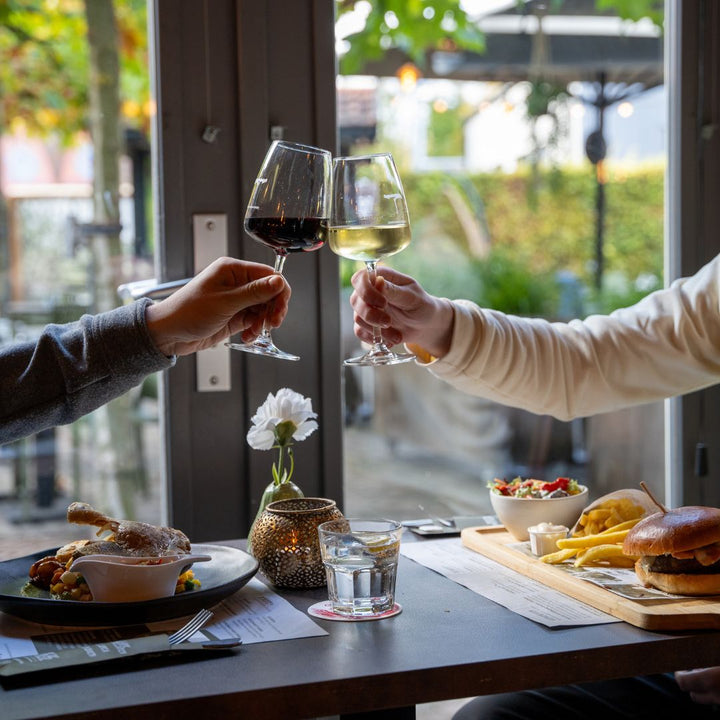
[329,152,415,367]
[343,260,415,367]
[226,253,298,360]
[225,140,331,361]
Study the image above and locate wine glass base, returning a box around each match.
[225,340,300,361]
[343,347,415,367]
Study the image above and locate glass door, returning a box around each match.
[336,0,669,521]
[0,0,160,558]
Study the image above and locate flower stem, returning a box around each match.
[273,442,295,485]
[274,443,284,486]
[287,446,295,483]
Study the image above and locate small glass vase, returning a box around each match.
[247,479,304,554]
[250,497,344,588]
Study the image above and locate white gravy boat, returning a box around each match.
[70,553,212,602]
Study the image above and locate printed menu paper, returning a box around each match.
[401,538,619,627]
[0,577,326,661]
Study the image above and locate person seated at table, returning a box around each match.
[349,255,720,718]
[1,257,290,445]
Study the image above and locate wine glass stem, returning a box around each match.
[259,252,287,340]
[366,261,386,349]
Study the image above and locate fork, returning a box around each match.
[167,608,214,645]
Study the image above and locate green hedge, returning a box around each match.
[340,165,664,317]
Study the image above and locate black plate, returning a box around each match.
[0,544,258,626]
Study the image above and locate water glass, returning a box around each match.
[318,518,402,617]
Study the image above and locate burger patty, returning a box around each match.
[639,555,720,575]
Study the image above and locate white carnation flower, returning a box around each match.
[247,388,318,451]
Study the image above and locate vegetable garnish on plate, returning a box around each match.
[488,476,582,499]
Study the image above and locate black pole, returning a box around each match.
[584,72,608,292]
[594,73,607,292]
[595,151,605,290]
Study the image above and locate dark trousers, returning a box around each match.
[453,674,720,720]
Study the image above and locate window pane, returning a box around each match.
[337,1,666,521]
[0,1,160,559]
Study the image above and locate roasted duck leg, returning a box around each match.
[66,502,191,557]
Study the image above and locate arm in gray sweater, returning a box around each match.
[0,299,174,444]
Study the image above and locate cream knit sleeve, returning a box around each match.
[423,255,720,421]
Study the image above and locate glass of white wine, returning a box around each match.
[329,153,415,366]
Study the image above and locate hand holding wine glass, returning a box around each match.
[227,140,331,361]
[329,153,415,366]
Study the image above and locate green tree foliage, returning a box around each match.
[336,0,485,75]
[336,0,664,77]
[0,0,87,140]
[0,0,149,142]
[596,0,664,28]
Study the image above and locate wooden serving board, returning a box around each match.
[461,525,720,631]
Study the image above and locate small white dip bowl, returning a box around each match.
[490,486,588,541]
[527,522,570,556]
[70,553,211,603]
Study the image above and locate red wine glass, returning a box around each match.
[226,141,331,360]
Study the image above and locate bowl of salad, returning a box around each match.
[488,477,588,541]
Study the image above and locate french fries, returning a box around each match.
[539,495,646,567]
[557,529,633,549]
[574,497,646,536]
[573,544,636,568]
[539,548,577,565]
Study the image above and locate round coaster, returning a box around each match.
[307,601,402,622]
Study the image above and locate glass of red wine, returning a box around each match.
[226,140,331,360]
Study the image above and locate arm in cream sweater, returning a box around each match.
[351,256,720,420]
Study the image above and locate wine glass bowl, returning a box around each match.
[329,153,415,366]
[226,140,331,360]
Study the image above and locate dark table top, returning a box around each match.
[5,539,720,720]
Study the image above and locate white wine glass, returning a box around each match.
[329,153,415,366]
[226,140,332,361]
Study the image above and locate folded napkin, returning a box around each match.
[0,634,236,679]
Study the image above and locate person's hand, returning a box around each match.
[675,667,720,705]
[145,257,291,356]
[350,266,454,360]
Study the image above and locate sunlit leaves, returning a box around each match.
[595,0,664,29]
[0,0,87,139]
[0,0,149,141]
[336,0,664,77]
[336,0,485,75]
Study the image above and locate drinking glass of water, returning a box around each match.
[318,518,403,617]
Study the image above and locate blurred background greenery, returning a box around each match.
[340,163,663,317]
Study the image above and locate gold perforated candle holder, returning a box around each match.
[250,497,344,588]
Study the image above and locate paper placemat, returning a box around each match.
[401,538,618,628]
[0,577,326,662]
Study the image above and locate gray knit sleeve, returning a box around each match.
[0,299,175,444]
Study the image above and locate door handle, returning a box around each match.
[117,277,191,302]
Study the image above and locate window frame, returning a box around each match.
[666,0,720,508]
[149,0,342,541]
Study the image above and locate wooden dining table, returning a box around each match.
[5,537,720,720]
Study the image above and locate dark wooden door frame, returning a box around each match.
[149,0,342,540]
